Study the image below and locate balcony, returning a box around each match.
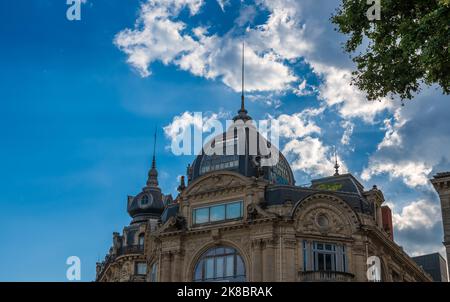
[299,271,355,282]
[117,244,144,256]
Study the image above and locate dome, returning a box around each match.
[128,188,165,222]
[187,43,295,186]
[189,121,295,186]
[127,154,165,223]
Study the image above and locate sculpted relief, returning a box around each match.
[293,194,360,237]
[184,172,248,197]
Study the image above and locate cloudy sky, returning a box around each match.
[0,0,448,281]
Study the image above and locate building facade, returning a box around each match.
[95,97,432,282]
[412,253,449,282]
[431,172,450,278]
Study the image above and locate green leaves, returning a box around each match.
[331,0,450,100]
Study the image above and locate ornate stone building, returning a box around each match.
[431,172,450,277]
[95,97,433,282]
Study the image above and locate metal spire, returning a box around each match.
[146,127,159,188]
[152,127,157,169]
[233,42,251,122]
[240,42,245,113]
[334,146,340,176]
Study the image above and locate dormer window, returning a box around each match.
[138,233,145,248]
[193,201,243,225]
[141,195,149,205]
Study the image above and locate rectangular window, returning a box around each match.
[305,241,347,273]
[135,262,147,275]
[193,201,243,225]
[210,205,225,222]
[194,207,209,224]
[226,202,242,219]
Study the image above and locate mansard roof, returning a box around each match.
[265,173,373,215]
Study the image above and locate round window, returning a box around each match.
[317,214,329,228]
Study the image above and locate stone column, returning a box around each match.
[282,238,297,281]
[262,239,275,282]
[160,252,172,282]
[251,239,262,282]
[171,251,182,282]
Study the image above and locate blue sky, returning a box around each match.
[1,0,449,281]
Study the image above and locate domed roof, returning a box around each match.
[188,43,295,186]
[127,145,165,224]
[188,120,295,186]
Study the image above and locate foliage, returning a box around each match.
[332,0,450,100]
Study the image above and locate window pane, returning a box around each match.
[325,254,332,271]
[215,247,225,255]
[236,255,245,276]
[215,257,224,278]
[194,261,202,281]
[318,254,325,271]
[210,205,225,222]
[226,202,242,219]
[224,247,234,254]
[206,258,214,280]
[136,263,147,275]
[195,246,246,282]
[195,208,209,224]
[225,255,234,277]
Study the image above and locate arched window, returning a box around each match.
[193,246,246,282]
[138,233,145,248]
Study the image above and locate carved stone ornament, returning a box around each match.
[247,202,278,220]
[186,174,246,196]
[294,195,359,236]
[158,213,187,233]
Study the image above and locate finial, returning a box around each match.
[334,146,340,176]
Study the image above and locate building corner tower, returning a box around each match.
[431,172,450,277]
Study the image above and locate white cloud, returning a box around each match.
[115,0,300,92]
[216,0,229,12]
[272,108,322,139]
[283,136,346,177]
[362,90,450,189]
[361,160,433,188]
[163,111,203,143]
[311,63,394,123]
[377,116,404,150]
[340,120,354,145]
[392,199,441,231]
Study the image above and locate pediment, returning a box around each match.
[184,171,249,197]
[292,194,361,236]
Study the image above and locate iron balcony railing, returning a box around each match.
[299,270,355,282]
[117,244,144,256]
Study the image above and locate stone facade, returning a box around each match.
[431,172,450,277]
[96,164,431,282]
[96,94,432,282]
